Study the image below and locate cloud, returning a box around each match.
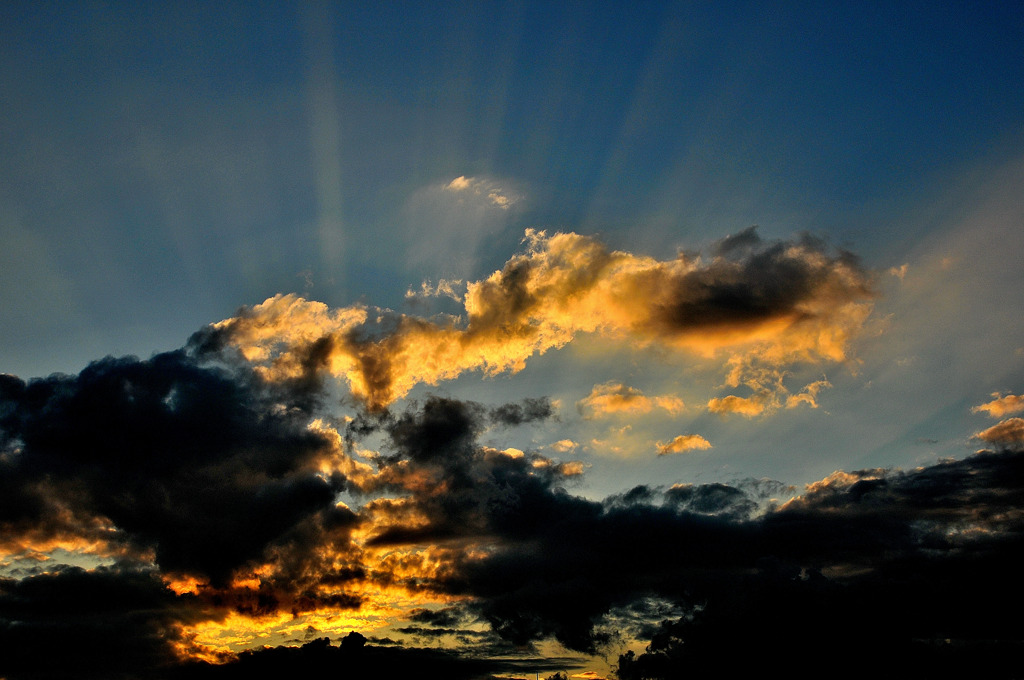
[972,392,1024,418]
[706,376,831,416]
[349,396,584,548]
[973,417,1024,448]
[784,377,831,409]
[655,434,712,456]
[405,278,465,303]
[706,394,765,416]
[577,382,685,418]
[177,633,506,679]
[4,353,1024,678]
[0,352,351,585]
[203,229,873,411]
[0,564,215,679]
[889,263,909,280]
[450,446,1024,663]
[444,175,520,210]
[663,482,760,519]
[490,397,556,426]
[1,229,957,678]
[445,176,473,191]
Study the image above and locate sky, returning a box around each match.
[2,1,1024,678]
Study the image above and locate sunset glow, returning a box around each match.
[2,2,1024,679]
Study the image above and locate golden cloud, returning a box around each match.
[707,394,766,417]
[656,434,712,455]
[972,393,1024,418]
[207,230,873,410]
[973,417,1024,447]
[576,381,685,418]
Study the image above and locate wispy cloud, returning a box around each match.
[444,175,520,210]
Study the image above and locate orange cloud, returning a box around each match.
[707,394,766,417]
[973,418,1024,448]
[207,230,873,410]
[576,381,685,418]
[972,393,1024,418]
[785,378,832,409]
[656,434,712,455]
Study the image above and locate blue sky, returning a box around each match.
[2,2,1024,678]
[4,0,1022,483]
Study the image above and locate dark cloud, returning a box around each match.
[0,350,348,584]
[363,398,1024,660]
[173,631,576,680]
[172,634,498,680]
[363,396,585,547]
[385,396,486,466]
[663,482,758,519]
[4,351,1023,680]
[711,224,761,256]
[0,564,213,680]
[650,237,868,334]
[408,605,469,627]
[489,397,555,426]
[616,541,1024,679]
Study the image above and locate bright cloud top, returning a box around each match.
[203,228,874,411]
[577,382,685,418]
[972,393,1024,418]
[974,418,1024,448]
[656,434,712,456]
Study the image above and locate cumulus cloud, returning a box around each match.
[972,392,1024,418]
[202,229,873,411]
[576,382,685,418]
[973,417,1024,448]
[655,434,712,455]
